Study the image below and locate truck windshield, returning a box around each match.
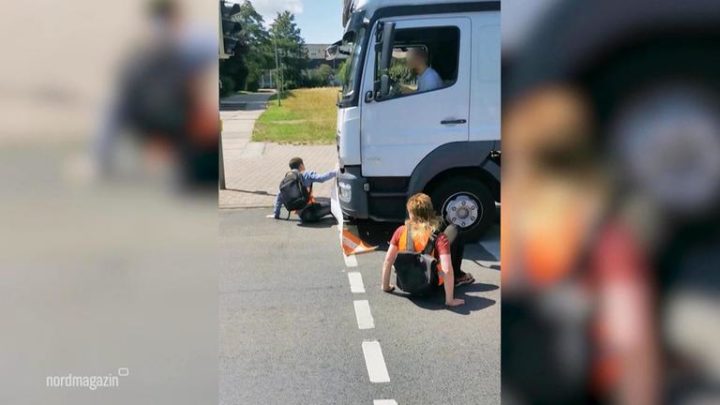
[341,26,366,100]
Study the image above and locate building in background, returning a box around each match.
[257,44,348,88]
[305,43,347,68]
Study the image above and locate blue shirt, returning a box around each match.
[416,66,443,93]
[273,170,337,217]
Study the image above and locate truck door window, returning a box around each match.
[376,26,460,100]
[341,27,366,100]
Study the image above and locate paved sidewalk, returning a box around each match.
[219,92,337,209]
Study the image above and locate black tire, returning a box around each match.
[429,177,496,243]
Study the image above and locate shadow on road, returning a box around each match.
[409,294,496,315]
[220,102,268,111]
[223,188,277,196]
[391,283,498,315]
[464,243,499,262]
[296,217,337,229]
[354,220,401,251]
[459,282,499,293]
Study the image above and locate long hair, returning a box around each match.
[405,193,441,234]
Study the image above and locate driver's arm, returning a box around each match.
[399,84,415,94]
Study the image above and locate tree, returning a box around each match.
[316,64,334,85]
[235,0,272,91]
[337,59,350,87]
[219,0,272,94]
[306,64,334,87]
[219,1,244,96]
[269,11,308,90]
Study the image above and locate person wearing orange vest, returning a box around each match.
[380,193,474,307]
[502,85,659,404]
[270,157,338,221]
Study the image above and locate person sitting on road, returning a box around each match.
[407,47,443,93]
[270,157,337,222]
[381,193,475,307]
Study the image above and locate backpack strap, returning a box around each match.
[423,230,439,255]
[405,225,414,252]
[404,225,438,254]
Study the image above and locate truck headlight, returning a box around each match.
[338,182,352,203]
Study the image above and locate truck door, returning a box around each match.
[360,17,471,177]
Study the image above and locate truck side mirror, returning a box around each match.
[374,21,395,99]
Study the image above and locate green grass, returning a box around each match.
[252,87,339,144]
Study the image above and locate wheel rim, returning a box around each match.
[611,84,720,214]
[442,192,482,229]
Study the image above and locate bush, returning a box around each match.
[245,70,261,92]
[337,60,350,86]
[304,64,335,88]
[220,76,236,97]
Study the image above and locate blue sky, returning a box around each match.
[244,0,559,46]
[245,0,559,45]
[246,0,345,44]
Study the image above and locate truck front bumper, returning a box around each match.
[337,166,369,219]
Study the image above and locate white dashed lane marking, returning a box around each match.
[362,340,390,383]
[343,253,358,267]
[348,272,365,293]
[353,300,375,330]
[373,400,398,405]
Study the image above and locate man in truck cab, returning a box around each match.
[407,47,443,93]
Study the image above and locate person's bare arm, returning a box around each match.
[381,244,398,292]
[398,83,417,94]
[596,225,659,405]
[439,253,464,307]
[602,281,658,405]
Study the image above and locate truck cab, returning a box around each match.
[330,0,501,241]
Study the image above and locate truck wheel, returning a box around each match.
[430,177,496,242]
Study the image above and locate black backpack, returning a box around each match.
[502,281,593,404]
[279,170,310,214]
[123,47,189,137]
[501,211,614,404]
[394,226,439,296]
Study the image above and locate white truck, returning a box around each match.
[328,0,500,241]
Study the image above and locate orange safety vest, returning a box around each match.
[188,101,220,148]
[307,188,316,205]
[291,187,315,213]
[398,225,444,286]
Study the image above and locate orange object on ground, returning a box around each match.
[341,228,377,256]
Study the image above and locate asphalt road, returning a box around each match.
[1,144,219,404]
[220,209,500,405]
[220,91,275,112]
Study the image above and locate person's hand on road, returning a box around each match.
[445,298,465,307]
